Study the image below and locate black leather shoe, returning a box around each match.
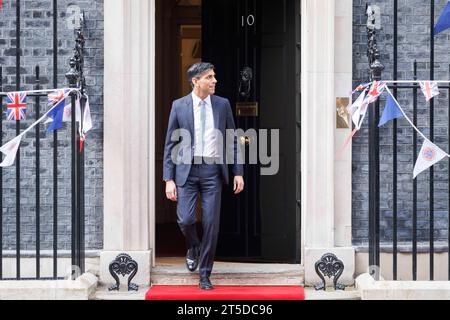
[199,277,214,290]
[186,246,200,272]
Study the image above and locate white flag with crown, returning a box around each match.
[413,139,448,179]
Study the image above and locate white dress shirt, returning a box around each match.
[191,92,217,157]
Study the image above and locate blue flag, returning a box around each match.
[435,1,450,35]
[46,102,65,133]
[378,94,404,127]
[46,90,70,133]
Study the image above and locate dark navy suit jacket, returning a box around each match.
[163,94,244,187]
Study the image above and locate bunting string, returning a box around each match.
[0,87,78,96]
[343,79,450,179]
[381,80,450,84]
[17,88,78,136]
[384,86,433,146]
[0,87,92,167]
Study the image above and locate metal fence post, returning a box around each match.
[366,3,384,280]
[65,12,86,277]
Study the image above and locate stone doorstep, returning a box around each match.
[92,258,362,300]
[94,258,360,300]
[151,258,304,286]
[356,273,450,300]
[151,273,304,286]
[0,273,98,300]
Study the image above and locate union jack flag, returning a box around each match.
[6,92,27,121]
[48,89,70,108]
[365,81,386,104]
[419,81,440,102]
[354,82,371,93]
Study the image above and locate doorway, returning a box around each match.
[155,0,301,263]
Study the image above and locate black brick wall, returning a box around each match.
[0,0,103,250]
[353,0,450,246]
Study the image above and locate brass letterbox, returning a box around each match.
[236,102,259,117]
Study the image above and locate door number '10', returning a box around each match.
[242,15,255,27]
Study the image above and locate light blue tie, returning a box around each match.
[199,100,206,155]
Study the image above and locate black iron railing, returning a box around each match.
[366,1,450,281]
[366,3,384,279]
[0,1,86,280]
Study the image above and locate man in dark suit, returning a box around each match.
[163,62,244,290]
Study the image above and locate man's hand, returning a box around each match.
[233,176,244,194]
[165,180,177,202]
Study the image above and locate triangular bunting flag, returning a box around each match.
[413,139,448,179]
[78,96,93,152]
[351,82,371,95]
[0,134,23,167]
[46,103,66,134]
[351,91,370,130]
[47,89,70,108]
[356,83,371,92]
[81,95,93,135]
[366,81,386,104]
[348,90,366,116]
[378,94,404,127]
[419,81,440,101]
[435,1,450,35]
[6,92,27,121]
[46,89,72,133]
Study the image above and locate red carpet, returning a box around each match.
[146,285,305,300]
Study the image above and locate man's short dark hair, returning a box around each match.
[187,62,215,85]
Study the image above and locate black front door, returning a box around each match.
[202,0,300,263]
